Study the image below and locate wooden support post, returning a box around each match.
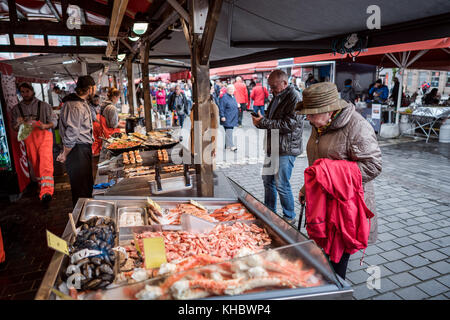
[142,41,153,132]
[126,56,135,116]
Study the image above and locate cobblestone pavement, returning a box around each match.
[217,113,450,300]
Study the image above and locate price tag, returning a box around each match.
[46,230,69,256]
[143,237,167,269]
[190,199,206,211]
[50,288,74,300]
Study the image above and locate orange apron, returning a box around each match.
[99,114,120,139]
[92,114,102,155]
[24,122,54,199]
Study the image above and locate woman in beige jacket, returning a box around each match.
[297,82,382,278]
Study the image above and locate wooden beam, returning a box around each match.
[106,0,129,57]
[148,55,191,59]
[199,0,223,65]
[45,0,61,21]
[61,0,68,24]
[126,56,135,116]
[7,0,18,23]
[0,21,113,37]
[142,41,153,132]
[167,0,191,24]
[0,45,107,54]
[180,18,191,48]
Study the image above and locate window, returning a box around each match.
[407,72,413,87]
[418,71,428,86]
[48,35,76,46]
[13,34,45,46]
[79,37,107,46]
[430,72,440,87]
[446,72,450,87]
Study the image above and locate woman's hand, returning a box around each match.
[221,117,226,122]
[298,190,305,204]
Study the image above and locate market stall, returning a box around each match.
[398,106,450,142]
[93,130,235,198]
[35,180,352,300]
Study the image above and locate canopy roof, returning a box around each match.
[0,0,449,81]
[293,38,450,71]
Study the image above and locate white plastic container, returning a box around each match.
[380,123,400,138]
[439,121,450,143]
[399,115,414,134]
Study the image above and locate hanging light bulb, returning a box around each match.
[128,30,140,42]
[117,53,126,62]
[132,12,149,35]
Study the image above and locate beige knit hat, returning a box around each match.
[296,82,349,115]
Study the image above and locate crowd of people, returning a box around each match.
[12,69,385,280]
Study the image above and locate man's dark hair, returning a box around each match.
[18,82,34,92]
[344,79,352,86]
[375,79,383,84]
[75,75,95,96]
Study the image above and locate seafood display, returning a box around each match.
[63,217,117,292]
[107,139,141,150]
[118,210,145,227]
[157,149,169,163]
[210,203,255,221]
[134,222,272,262]
[144,131,178,147]
[123,150,143,165]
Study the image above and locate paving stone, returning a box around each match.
[393,236,417,247]
[403,256,431,268]
[437,246,450,256]
[431,236,450,247]
[377,232,397,242]
[414,241,440,251]
[395,286,429,300]
[376,277,400,294]
[424,230,448,239]
[352,283,379,300]
[435,274,450,287]
[409,233,433,242]
[414,216,435,223]
[363,255,388,266]
[372,292,402,300]
[420,250,447,262]
[346,270,370,285]
[390,229,411,237]
[380,250,406,262]
[409,266,440,281]
[429,295,448,300]
[428,261,450,274]
[385,260,413,273]
[404,225,426,233]
[377,240,400,251]
[417,280,449,297]
[420,222,440,230]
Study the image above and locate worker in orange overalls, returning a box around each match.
[99,88,123,141]
[0,226,5,264]
[12,83,57,205]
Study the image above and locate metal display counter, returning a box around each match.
[36,180,352,300]
[399,106,450,142]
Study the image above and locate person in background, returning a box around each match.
[184,83,193,115]
[341,79,357,104]
[90,94,102,156]
[250,80,269,117]
[252,70,303,223]
[233,76,249,126]
[156,84,167,115]
[219,85,239,152]
[211,81,220,107]
[57,76,96,207]
[389,77,400,108]
[423,88,440,105]
[214,80,221,97]
[305,73,318,88]
[167,85,189,127]
[12,82,57,205]
[53,85,68,107]
[297,82,382,279]
[219,82,228,98]
[369,79,389,103]
[99,88,123,140]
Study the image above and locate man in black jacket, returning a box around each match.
[252,70,303,223]
[167,85,189,127]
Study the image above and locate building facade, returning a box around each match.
[403,69,450,96]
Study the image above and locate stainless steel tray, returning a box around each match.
[79,200,116,222]
[118,206,147,228]
[149,175,194,194]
